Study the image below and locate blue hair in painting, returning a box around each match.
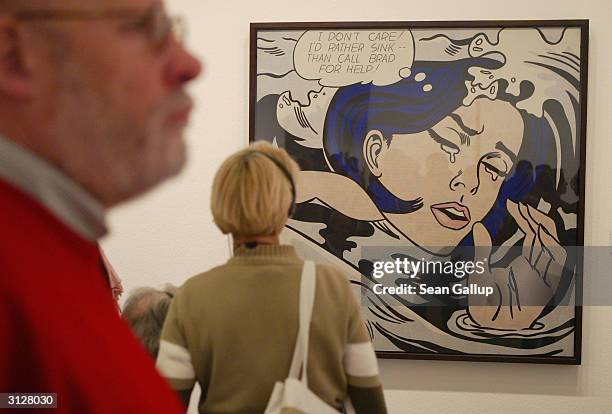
[323,58,554,241]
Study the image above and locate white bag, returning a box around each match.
[264,261,340,414]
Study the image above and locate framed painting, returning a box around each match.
[249,20,588,364]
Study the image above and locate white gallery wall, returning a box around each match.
[101,0,612,412]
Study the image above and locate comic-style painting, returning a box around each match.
[250,22,587,363]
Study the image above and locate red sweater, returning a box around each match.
[0,178,184,413]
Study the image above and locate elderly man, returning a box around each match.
[0,0,201,412]
[122,285,177,359]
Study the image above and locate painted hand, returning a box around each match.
[467,200,567,330]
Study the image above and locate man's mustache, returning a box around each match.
[158,91,194,116]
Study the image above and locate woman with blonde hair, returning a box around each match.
[156,141,386,413]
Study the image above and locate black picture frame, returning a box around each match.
[250,20,588,364]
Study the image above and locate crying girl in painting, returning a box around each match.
[254,27,582,357]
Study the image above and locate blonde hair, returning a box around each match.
[211,141,300,237]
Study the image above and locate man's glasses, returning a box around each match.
[13,4,184,52]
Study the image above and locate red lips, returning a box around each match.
[430,202,471,230]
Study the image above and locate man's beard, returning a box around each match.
[48,69,190,206]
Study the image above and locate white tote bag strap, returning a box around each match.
[287,260,316,385]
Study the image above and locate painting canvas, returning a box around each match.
[250,21,588,364]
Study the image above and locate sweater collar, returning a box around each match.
[229,244,301,265]
[0,134,107,241]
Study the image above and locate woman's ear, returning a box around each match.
[363,130,386,178]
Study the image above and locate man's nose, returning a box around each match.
[164,41,203,87]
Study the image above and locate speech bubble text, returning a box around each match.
[294,30,415,87]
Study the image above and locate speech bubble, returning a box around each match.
[294,29,415,87]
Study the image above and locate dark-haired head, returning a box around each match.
[323,58,556,247]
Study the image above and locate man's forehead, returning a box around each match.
[100,0,161,8]
[1,0,160,10]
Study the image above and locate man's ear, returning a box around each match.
[363,130,387,178]
[0,17,34,98]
